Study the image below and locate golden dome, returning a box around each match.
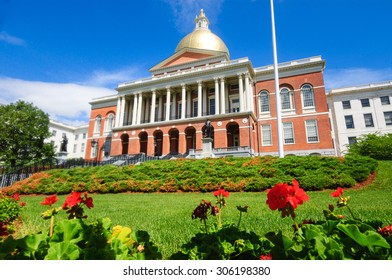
[174,9,229,56]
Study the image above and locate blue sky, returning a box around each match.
[1,0,392,125]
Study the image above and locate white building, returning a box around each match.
[327,81,392,155]
[47,120,89,159]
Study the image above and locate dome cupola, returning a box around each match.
[174,9,229,56]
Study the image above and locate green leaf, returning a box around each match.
[45,242,80,260]
[50,219,84,244]
[337,223,390,252]
[18,233,48,259]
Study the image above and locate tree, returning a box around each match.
[0,100,55,166]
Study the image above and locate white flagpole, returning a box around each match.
[270,0,284,158]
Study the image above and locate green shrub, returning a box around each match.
[348,133,392,160]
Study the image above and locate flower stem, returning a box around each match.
[237,212,242,229]
[203,219,209,234]
[49,215,54,237]
[346,206,360,221]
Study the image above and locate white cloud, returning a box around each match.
[82,66,142,87]
[0,77,116,125]
[163,0,225,34]
[324,68,392,90]
[0,31,25,46]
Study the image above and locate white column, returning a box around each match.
[187,91,191,118]
[144,97,150,123]
[165,87,171,121]
[158,94,163,122]
[214,78,220,115]
[132,94,138,125]
[150,90,156,123]
[115,96,121,127]
[202,86,207,116]
[220,77,226,114]
[137,93,143,125]
[245,73,251,111]
[172,91,177,119]
[181,84,186,119]
[119,96,126,127]
[238,74,244,112]
[197,81,202,117]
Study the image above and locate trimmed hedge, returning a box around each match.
[3,155,378,195]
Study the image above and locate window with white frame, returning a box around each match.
[261,124,272,146]
[381,96,390,105]
[342,100,351,109]
[91,144,98,158]
[280,88,294,111]
[301,84,315,108]
[348,136,357,145]
[73,144,77,153]
[259,90,270,113]
[363,113,374,127]
[305,120,319,142]
[345,115,355,129]
[283,122,295,144]
[384,111,392,126]
[94,115,102,134]
[81,143,85,153]
[360,98,370,107]
[104,113,115,133]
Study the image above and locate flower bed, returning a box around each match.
[2,155,378,195]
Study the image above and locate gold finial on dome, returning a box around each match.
[175,9,230,56]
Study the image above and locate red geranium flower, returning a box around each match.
[266,180,309,212]
[260,253,272,260]
[213,188,230,198]
[378,224,392,237]
[331,187,344,197]
[41,194,59,206]
[84,193,94,209]
[62,192,83,209]
[11,193,20,201]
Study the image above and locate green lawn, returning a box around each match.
[17,161,392,259]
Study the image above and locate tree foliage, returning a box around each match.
[348,133,392,160]
[0,100,55,166]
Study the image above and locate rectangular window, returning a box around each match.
[305,120,319,142]
[83,133,87,139]
[283,122,295,144]
[363,113,374,127]
[261,124,272,146]
[360,98,370,107]
[342,100,351,109]
[73,144,77,153]
[192,100,198,117]
[81,143,85,153]
[52,130,57,136]
[178,102,182,118]
[75,134,79,140]
[345,115,355,129]
[209,98,215,115]
[381,96,391,105]
[348,136,357,145]
[384,111,392,126]
[231,98,240,113]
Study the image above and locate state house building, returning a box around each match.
[85,10,335,160]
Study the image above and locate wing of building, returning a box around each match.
[85,10,335,160]
[327,81,392,155]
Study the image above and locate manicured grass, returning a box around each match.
[17,161,392,259]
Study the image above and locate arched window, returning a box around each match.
[280,88,294,110]
[94,115,102,134]
[259,90,270,113]
[301,84,315,108]
[104,113,115,133]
